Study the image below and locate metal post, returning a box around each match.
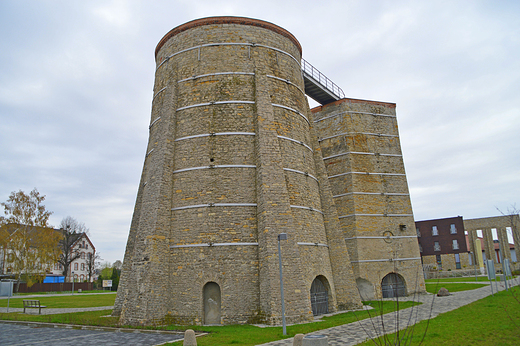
[72,271,74,295]
[277,233,288,336]
[7,280,13,313]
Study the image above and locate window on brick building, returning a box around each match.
[432,226,438,236]
[436,254,442,269]
[455,253,461,269]
[434,241,441,251]
[452,239,459,250]
[450,224,457,234]
[81,252,85,259]
[81,263,85,271]
[74,263,78,270]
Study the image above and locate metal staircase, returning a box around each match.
[302,59,345,105]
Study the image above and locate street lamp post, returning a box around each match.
[277,233,288,336]
[72,271,75,295]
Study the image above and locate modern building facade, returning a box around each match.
[114,16,425,326]
[415,216,470,271]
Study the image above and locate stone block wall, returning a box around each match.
[312,99,426,299]
[115,17,362,326]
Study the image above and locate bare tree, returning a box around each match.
[57,216,88,282]
[86,251,101,282]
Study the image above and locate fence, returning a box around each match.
[14,282,94,293]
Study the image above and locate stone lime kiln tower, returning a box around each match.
[114,16,424,326]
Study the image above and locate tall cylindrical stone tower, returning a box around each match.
[114,17,361,326]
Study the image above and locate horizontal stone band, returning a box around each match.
[338,213,414,219]
[290,205,323,214]
[171,203,257,211]
[175,132,255,142]
[149,117,161,129]
[277,135,313,152]
[170,242,259,248]
[345,236,418,240]
[178,72,254,83]
[157,42,300,71]
[283,168,319,183]
[323,152,402,160]
[172,165,256,174]
[272,103,309,125]
[314,111,396,123]
[297,242,329,247]
[319,131,398,142]
[350,257,421,263]
[267,75,305,96]
[152,87,167,101]
[328,172,405,179]
[176,100,255,111]
[333,192,409,198]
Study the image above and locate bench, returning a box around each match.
[23,300,47,314]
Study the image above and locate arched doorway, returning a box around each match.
[203,282,221,324]
[381,273,406,298]
[310,276,329,316]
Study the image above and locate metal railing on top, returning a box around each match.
[302,59,345,99]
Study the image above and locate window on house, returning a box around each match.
[434,241,441,251]
[74,263,78,270]
[432,226,438,236]
[416,227,421,237]
[86,244,88,249]
[450,224,457,234]
[81,263,85,271]
[436,254,442,269]
[452,239,459,250]
[82,241,85,248]
[81,252,85,259]
[455,253,461,269]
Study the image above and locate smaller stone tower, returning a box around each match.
[313,99,425,299]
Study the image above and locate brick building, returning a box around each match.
[415,216,471,270]
[115,16,424,326]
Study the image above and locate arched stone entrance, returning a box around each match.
[381,273,406,298]
[310,276,329,316]
[203,282,221,324]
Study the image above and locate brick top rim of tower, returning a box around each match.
[155,16,302,59]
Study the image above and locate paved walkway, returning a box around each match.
[0,322,184,346]
[257,278,519,346]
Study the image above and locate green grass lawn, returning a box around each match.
[0,300,417,345]
[358,286,520,346]
[158,301,419,346]
[425,276,515,283]
[425,282,488,294]
[0,293,116,308]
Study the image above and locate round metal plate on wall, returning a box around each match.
[383,231,394,243]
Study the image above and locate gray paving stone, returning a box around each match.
[0,322,183,346]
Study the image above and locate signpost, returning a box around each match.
[103,280,113,291]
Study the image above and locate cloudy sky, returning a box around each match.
[1,0,518,263]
